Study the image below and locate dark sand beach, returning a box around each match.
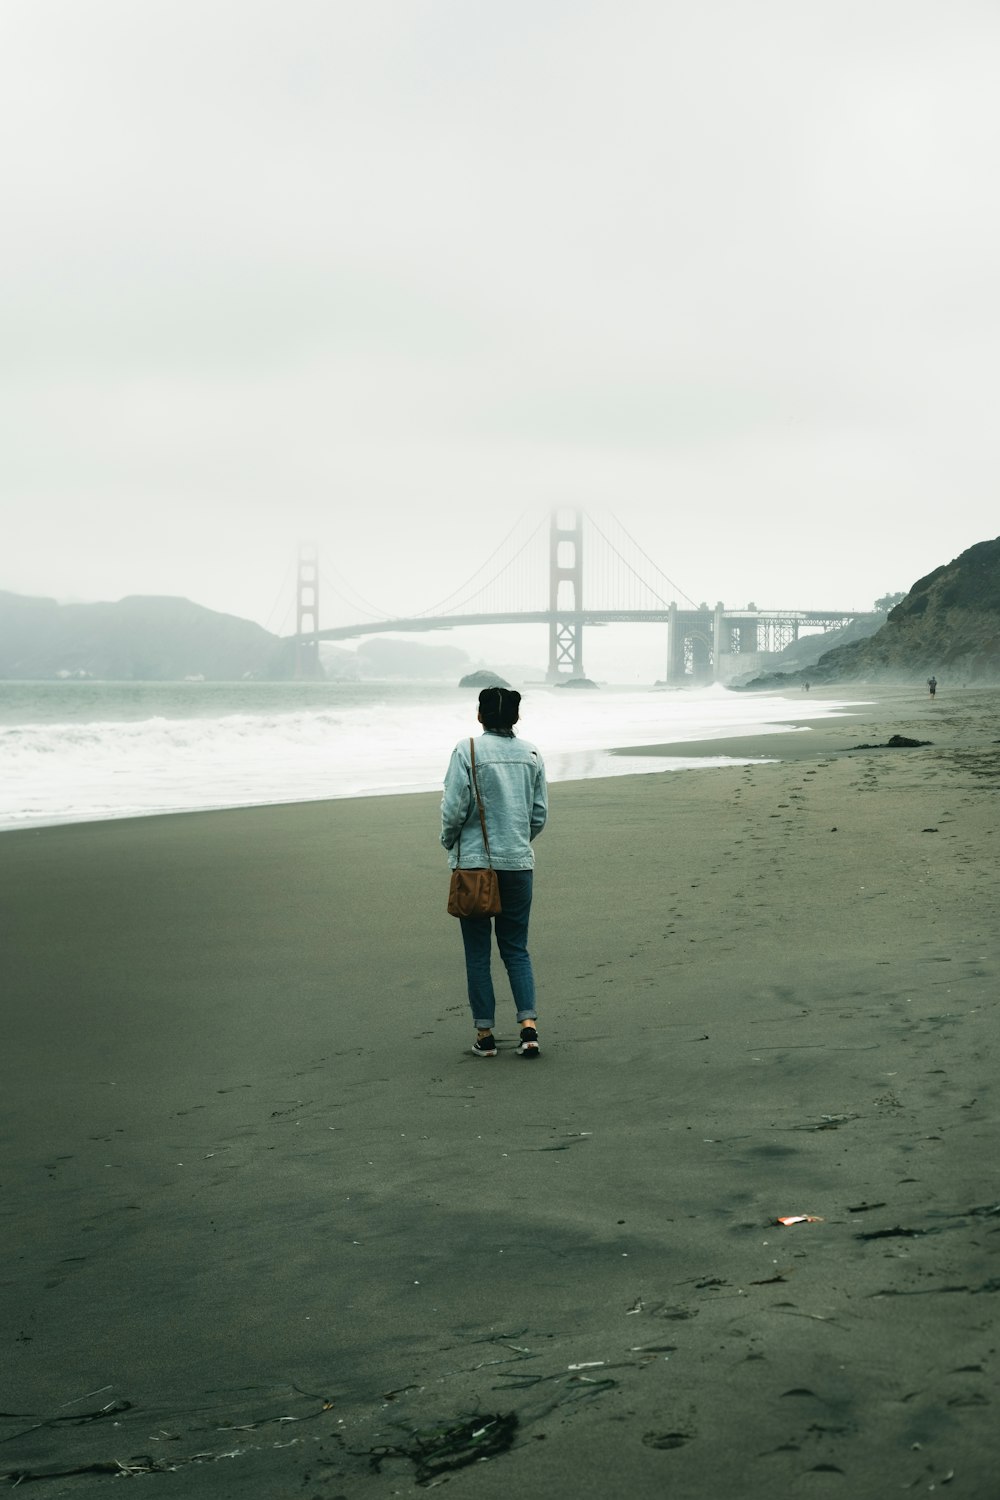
[2,686,998,1497]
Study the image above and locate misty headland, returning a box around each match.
[0,589,531,686]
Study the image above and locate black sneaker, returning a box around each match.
[516,1026,540,1058]
[472,1033,498,1057]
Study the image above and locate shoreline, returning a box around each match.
[611,682,995,762]
[0,682,890,838]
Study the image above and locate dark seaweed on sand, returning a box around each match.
[363,1411,518,1483]
[851,734,932,748]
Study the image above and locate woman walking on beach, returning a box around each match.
[441,687,548,1058]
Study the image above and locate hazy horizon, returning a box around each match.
[4,1,999,683]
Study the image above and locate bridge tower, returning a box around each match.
[295,541,322,680]
[547,507,585,681]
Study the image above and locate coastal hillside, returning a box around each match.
[728,610,885,685]
[0,591,296,681]
[745,537,1000,687]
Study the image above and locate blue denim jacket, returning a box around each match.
[441,731,548,871]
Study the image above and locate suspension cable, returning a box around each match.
[262,556,296,635]
[437,514,547,616]
[415,513,546,617]
[598,512,700,608]
[583,513,674,608]
[318,564,396,623]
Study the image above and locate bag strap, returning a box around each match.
[469,738,493,864]
[455,737,493,869]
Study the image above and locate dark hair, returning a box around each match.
[479,686,520,735]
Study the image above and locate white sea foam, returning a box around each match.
[0,682,864,832]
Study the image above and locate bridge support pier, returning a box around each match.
[690,631,712,683]
[665,603,721,685]
[713,602,725,675]
[665,602,686,685]
[547,508,585,681]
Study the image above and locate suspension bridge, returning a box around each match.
[287,509,873,685]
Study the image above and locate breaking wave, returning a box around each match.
[0,683,862,831]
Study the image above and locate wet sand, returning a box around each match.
[1,685,998,1496]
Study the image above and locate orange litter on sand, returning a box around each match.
[776,1215,824,1226]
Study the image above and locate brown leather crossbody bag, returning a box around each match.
[447,738,502,919]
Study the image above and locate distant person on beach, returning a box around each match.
[928,676,937,697]
[441,687,548,1059]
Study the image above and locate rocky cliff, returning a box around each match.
[744,537,1000,687]
[0,592,297,680]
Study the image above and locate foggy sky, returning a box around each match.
[3,0,999,678]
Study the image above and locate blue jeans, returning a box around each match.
[459,869,537,1030]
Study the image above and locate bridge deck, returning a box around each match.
[301,608,874,643]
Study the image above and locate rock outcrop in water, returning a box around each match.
[742,537,1000,687]
[459,670,512,689]
[0,591,297,681]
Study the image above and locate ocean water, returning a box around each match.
[0,680,864,833]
